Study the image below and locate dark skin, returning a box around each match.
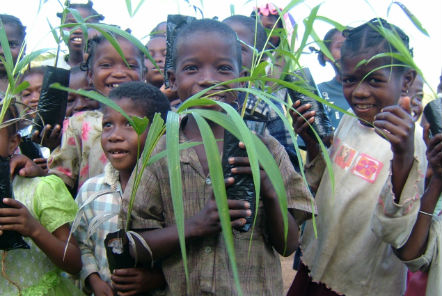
[131,118,299,264]
[396,129,442,261]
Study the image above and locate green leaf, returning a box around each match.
[191,112,243,296]
[165,111,189,286]
[49,83,147,133]
[389,1,429,36]
[14,48,52,75]
[131,115,149,135]
[133,0,147,16]
[125,0,133,16]
[12,81,30,95]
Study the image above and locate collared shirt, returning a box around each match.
[48,110,107,191]
[74,163,122,288]
[121,119,313,296]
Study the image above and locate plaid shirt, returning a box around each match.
[238,89,300,170]
[74,163,122,289]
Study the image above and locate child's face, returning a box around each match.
[168,31,240,108]
[88,39,145,96]
[259,15,281,48]
[0,24,23,74]
[145,37,166,88]
[225,21,254,70]
[0,127,19,158]
[341,53,413,125]
[326,32,345,66]
[66,71,99,117]
[20,73,43,116]
[64,8,98,53]
[101,98,147,174]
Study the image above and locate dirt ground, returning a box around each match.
[281,253,297,295]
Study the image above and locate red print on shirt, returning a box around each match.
[352,153,383,183]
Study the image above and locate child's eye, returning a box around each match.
[183,65,198,72]
[8,41,20,49]
[342,77,355,85]
[219,65,233,72]
[102,121,113,128]
[22,91,31,97]
[99,63,112,68]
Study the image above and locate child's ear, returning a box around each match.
[86,70,94,87]
[167,69,177,91]
[402,69,417,95]
[8,134,20,156]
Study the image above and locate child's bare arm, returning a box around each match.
[290,100,321,160]
[374,99,415,202]
[0,200,81,274]
[396,133,442,261]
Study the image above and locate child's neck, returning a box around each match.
[119,169,132,193]
[67,51,84,67]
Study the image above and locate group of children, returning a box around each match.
[0,1,441,296]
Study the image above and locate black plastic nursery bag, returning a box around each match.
[0,157,30,250]
[286,68,333,142]
[104,229,135,273]
[164,14,196,88]
[423,98,442,137]
[32,66,70,135]
[221,113,267,232]
[19,135,43,160]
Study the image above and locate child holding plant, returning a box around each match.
[0,103,83,295]
[0,14,26,97]
[74,82,170,296]
[288,19,427,296]
[121,19,313,296]
[48,32,146,193]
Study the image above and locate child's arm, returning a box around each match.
[228,141,300,256]
[130,197,251,264]
[0,199,81,274]
[290,100,321,160]
[396,133,442,261]
[373,98,415,202]
[111,267,165,295]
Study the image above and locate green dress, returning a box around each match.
[0,175,84,296]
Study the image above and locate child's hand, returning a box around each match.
[33,158,48,174]
[111,267,165,295]
[426,133,442,179]
[188,194,251,237]
[373,97,415,157]
[32,124,62,151]
[289,100,316,144]
[10,154,47,177]
[87,273,114,296]
[0,198,40,238]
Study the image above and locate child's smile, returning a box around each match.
[341,53,404,125]
[169,31,241,108]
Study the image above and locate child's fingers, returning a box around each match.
[231,218,247,228]
[227,199,250,209]
[229,208,252,220]
[1,198,23,209]
[398,96,412,114]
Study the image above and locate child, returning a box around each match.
[0,103,83,295]
[48,32,146,192]
[121,19,313,295]
[316,28,349,129]
[223,15,300,169]
[75,82,170,295]
[288,18,426,296]
[145,25,179,108]
[66,66,100,118]
[371,131,442,296]
[56,0,104,69]
[18,66,45,118]
[0,14,26,96]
